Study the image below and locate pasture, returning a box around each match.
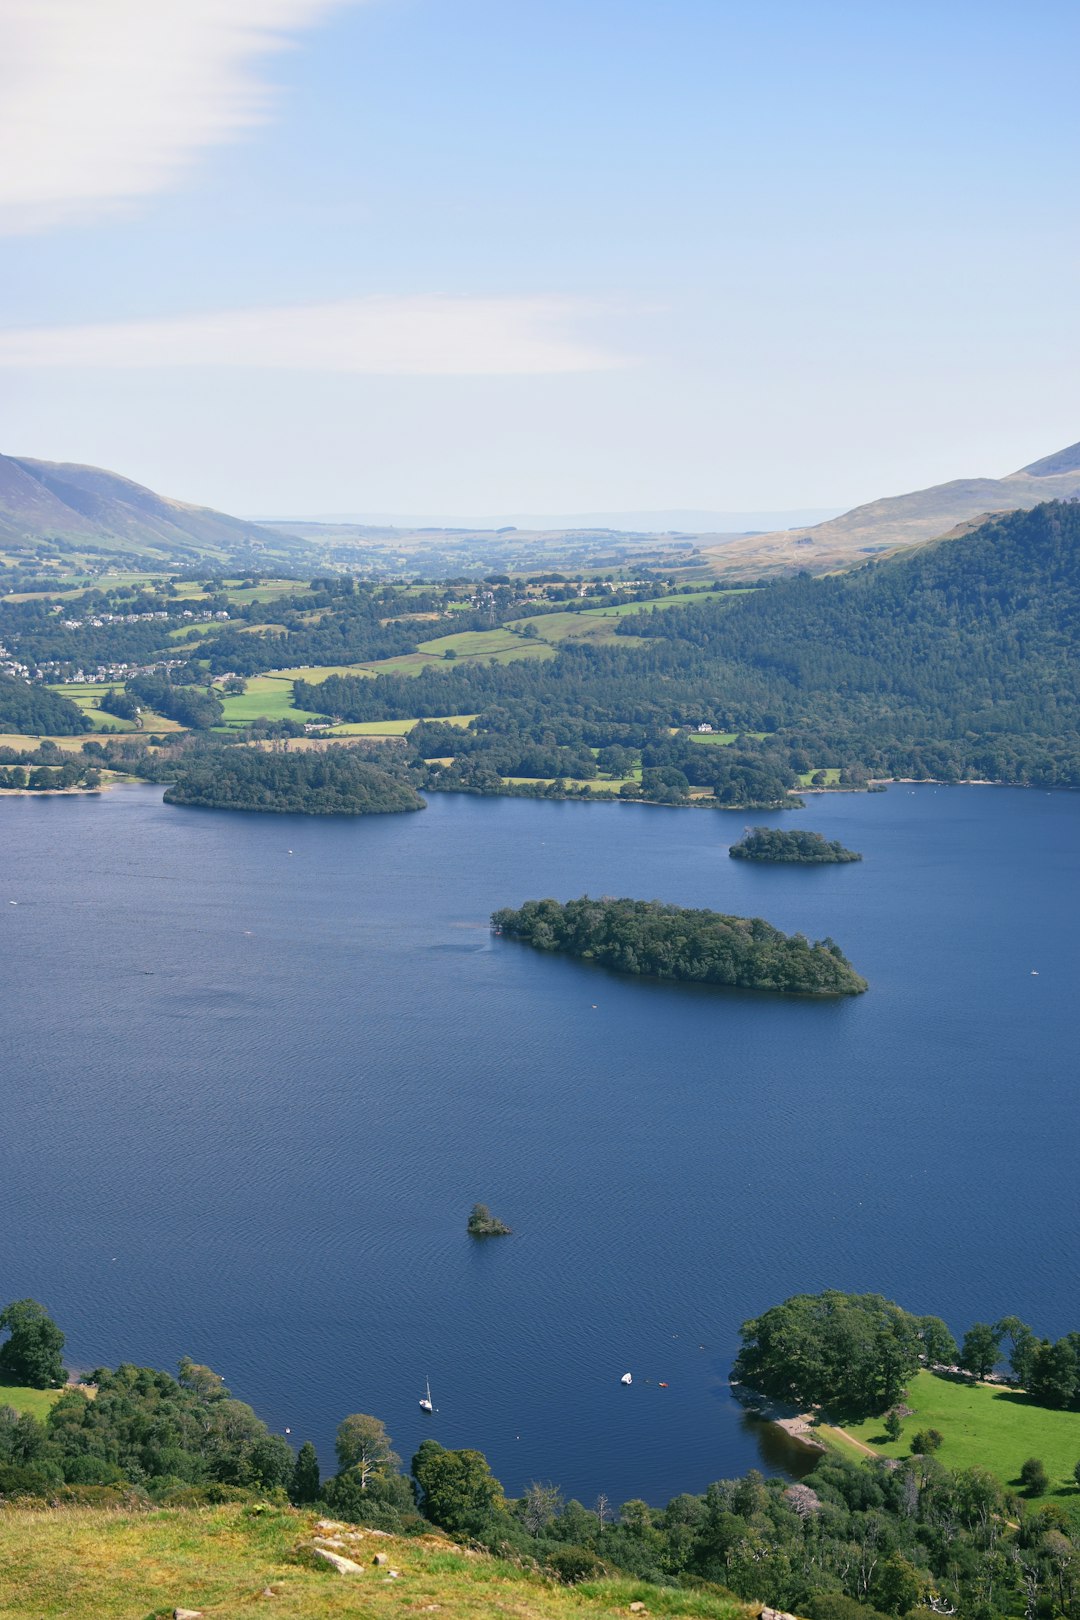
[829,1370,1080,1496]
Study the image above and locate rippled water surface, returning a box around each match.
[2,784,1078,1504]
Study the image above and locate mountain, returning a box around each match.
[0,452,309,566]
[704,439,1080,577]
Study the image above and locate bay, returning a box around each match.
[1,783,1078,1505]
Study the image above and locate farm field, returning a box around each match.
[327,715,477,736]
[827,1371,1080,1497]
[216,676,327,728]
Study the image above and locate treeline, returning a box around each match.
[735,1291,1080,1416]
[492,897,868,995]
[163,745,425,815]
[729,829,862,863]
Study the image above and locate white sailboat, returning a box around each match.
[419,1378,434,1413]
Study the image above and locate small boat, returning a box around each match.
[620,1372,632,1385]
[419,1378,434,1413]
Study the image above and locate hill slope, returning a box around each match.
[0,1502,750,1620]
[0,452,310,567]
[705,438,1080,577]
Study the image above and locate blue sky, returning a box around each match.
[1,0,1078,519]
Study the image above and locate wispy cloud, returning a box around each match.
[0,296,626,374]
[0,0,359,233]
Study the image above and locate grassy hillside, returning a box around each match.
[0,1502,751,1620]
[704,438,1080,578]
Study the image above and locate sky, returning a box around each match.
[1,0,1078,521]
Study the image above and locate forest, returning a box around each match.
[491,896,868,995]
[162,746,426,815]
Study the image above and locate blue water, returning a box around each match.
[2,784,1078,1506]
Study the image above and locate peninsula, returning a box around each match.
[491,896,867,995]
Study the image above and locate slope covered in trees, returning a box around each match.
[293,503,1080,793]
[0,674,89,736]
[163,746,425,815]
[492,896,867,995]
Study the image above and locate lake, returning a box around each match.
[2,783,1078,1506]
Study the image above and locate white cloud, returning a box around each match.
[0,0,358,233]
[0,295,626,374]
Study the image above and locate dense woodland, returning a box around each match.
[491,896,868,995]
[163,746,425,815]
[4,1298,1080,1619]
[729,829,862,863]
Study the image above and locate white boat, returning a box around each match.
[620,1372,632,1385]
[419,1378,434,1413]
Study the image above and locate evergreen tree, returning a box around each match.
[289,1440,321,1505]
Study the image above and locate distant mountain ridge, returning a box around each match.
[0,452,305,566]
[705,439,1080,577]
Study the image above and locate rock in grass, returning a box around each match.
[314,1547,365,1575]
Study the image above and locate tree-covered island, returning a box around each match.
[467,1203,511,1236]
[163,746,425,816]
[729,827,862,863]
[491,896,867,995]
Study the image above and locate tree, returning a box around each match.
[290,1440,321,1505]
[335,1413,399,1487]
[996,1317,1038,1387]
[1019,1458,1048,1497]
[412,1438,504,1535]
[884,1410,903,1442]
[521,1480,563,1536]
[0,1299,66,1389]
[910,1429,943,1455]
[960,1323,1002,1379]
[918,1316,959,1367]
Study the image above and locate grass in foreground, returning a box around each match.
[0,1503,750,1620]
[831,1370,1080,1496]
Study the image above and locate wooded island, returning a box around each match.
[491,896,867,995]
[729,828,862,863]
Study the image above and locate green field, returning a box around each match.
[46,684,184,733]
[797,767,842,785]
[0,1383,63,1420]
[327,714,477,736]
[216,675,327,728]
[831,1371,1080,1496]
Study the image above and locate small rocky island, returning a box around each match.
[492,896,867,996]
[729,827,862,864]
[163,747,425,816]
[468,1203,511,1236]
